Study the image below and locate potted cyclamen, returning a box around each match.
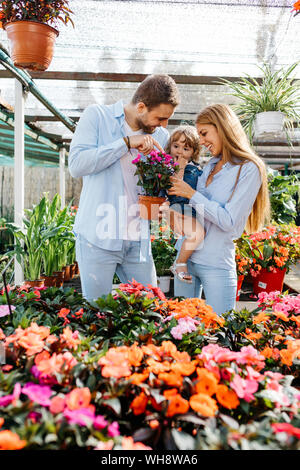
[0,0,74,71]
[132,150,180,220]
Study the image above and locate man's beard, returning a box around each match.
[136,117,155,134]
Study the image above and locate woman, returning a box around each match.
[166,104,270,316]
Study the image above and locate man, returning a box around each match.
[69,74,180,300]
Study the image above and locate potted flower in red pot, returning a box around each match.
[132,150,180,220]
[246,224,300,294]
[0,0,74,71]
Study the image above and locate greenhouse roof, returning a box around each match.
[0,106,67,166]
[0,0,299,166]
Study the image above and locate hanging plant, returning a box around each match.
[0,1,74,71]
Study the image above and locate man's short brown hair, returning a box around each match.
[131,74,180,109]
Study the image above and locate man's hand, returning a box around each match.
[129,135,164,154]
[168,176,196,199]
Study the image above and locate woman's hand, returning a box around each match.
[168,176,196,199]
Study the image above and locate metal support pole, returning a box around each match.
[14,79,25,286]
[59,147,66,209]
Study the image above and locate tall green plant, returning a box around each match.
[219,62,300,141]
[268,169,300,224]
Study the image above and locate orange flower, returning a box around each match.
[274,311,289,322]
[291,315,300,327]
[130,391,148,415]
[128,344,143,367]
[128,371,149,385]
[171,361,196,376]
[160,340,178,356]
[253,312,269,324]
[50,395,66,414]
[0,430,26,450]
[189,393,218,417]
[98,349,131,379]
[261,347,273,359]
[0,418,4,428]
[66,387,91,410]
[194,368,218,396]
[158,371,183,387]
[280,349,293,366]
[18,332,45,356]
[146,358,170,374]
[166,394,189,417]
[216,384,239,410]
[0,328,5,340]
[163,388,178,399]
[149,419,160,429]
[60,327,81,350]
[244,329,262,341]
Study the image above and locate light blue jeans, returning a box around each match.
[174,260,237,316]
[75,234,157,301]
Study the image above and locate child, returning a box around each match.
[165,125,205,283]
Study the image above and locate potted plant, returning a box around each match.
[0,0,74,71]
[151,220,177,293]
[219,62,300,141]
[268,169,300,225]
[244,224,300,294]
[234,235,252,301]
[5,199,46,287]
[132,150,180,220]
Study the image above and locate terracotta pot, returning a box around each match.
[53,270,64,288]
[4,20,59,71]
[24,279,44,288]
[63,265,71,282]
[252,267,287,295]
[41,275,57,287]
[138,195,166,221]
[70,263,76,279]
[236,275,244,301]
[74,261,79,275]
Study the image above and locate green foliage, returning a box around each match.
[268,170,300,224]
[219,62,300,141]
[0,0,74,28]
[151,221,177,276]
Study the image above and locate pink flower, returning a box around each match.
[230,375,258,402]
[63,407,95,427]
[157,173,162,179]
[0,382,21,407]
[171,317,199,340]
[22,382,52,407]
[0,305,15,317]
[107,421,120,437]
[94,415,108,430]
[132,155,141,164]
[272,423,300,438]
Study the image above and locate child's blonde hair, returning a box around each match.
[165,125,201,162]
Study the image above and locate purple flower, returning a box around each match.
[0,305,16,318]
[22,382,52,407]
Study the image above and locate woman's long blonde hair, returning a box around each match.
[195,104,270,233]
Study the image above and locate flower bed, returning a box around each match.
[0,282,299,450]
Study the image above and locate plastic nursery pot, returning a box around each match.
[236,275,244,301]
[4,21,59,71]
[138,195,166,221]
[23,279,44,288]
[252,267,287,295]
[157,275,171,293]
